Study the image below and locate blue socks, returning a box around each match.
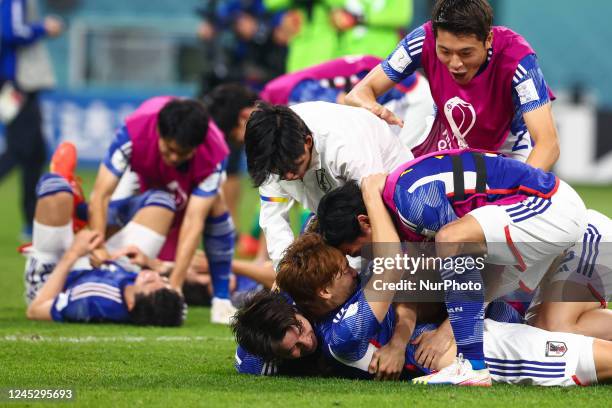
[441,256,485,362]
[203,212,235,299]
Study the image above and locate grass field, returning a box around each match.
[1,169,611,407]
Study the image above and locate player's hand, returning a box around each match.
[368,342,405,381]
[89,247,111,268]
[361,173,388,196]
[111,245,149,267]
[44,16,64,37]
[412,328,454,370]
[366,103,404,127]
[69,230,103,258]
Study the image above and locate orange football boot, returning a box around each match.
[50,142,87,232]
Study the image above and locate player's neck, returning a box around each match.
[123,285,136,311]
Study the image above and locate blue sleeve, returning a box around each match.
[1,0,46,46]
[235,346,278,375]
[289,79,343,105]
[327,291,383,362]
[381,25,426,83]
[395,181,458,235]
[102,125,132,178]
[192,162,225,197]
[511,54,551,116]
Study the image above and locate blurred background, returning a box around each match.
[0,0,610,244]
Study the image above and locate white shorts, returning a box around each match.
[528,209,612,311]
[484,319,597,386]
[469,180,588,295]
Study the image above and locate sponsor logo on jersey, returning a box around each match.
[515,78,540,105]
[316,169,332,193]
[545,341,567,357]
[389,47,412,72]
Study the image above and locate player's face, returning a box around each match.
[272,314,318,359]
[435,29,493,85]
[133,270,172,296]
[280,136,313,181]
[158,138,196,167]
[325,260,359,307]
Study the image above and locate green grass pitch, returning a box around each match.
[1,170,611,407]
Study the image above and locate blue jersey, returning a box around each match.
[50,264,136,323]
[289,73,418,106]
[0,0,47,81]
[386,151,559,238]
[315,290,435,378]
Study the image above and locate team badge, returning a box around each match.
[316,169,332,193]
[545,341,567,357]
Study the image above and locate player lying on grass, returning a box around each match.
[233,229,611,386]
[88,97,236,324]
[316,150,587,385]
[24,170,184,325]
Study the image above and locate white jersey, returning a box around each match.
[259,101,413,268]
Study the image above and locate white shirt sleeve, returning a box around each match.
[258,181,296,271]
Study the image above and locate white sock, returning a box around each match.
[32,221,73,262]
[106,221,166,259]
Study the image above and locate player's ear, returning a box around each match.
[485,30,493,49]
[357,214,371,234]
[318,286,332,300]
[305,135,313,148]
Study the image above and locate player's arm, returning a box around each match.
[1,0,47,46]
[89,126,131,260]
[259,181,295,271]
[345,26,425,126]
[27,230,102,320]
[523,103,559,171]
[368,302,417,380]
[361,174,404,322]
[169,193,216,290]
[513,54,559,171]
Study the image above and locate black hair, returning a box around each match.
[203,83,258,140]
[317,181,367,247]
[231,290,301,361]
[244,102,312,187]
[157,99,210,150]
[129,288,185,327]
[432,0,493,43]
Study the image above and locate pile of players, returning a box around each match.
[23,0,612,387]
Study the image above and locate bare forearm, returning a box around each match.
[170,218,204,289]
[232,259,275,288]
[390,303,417,347]
[29,250,79,309]
[526,139,560,171]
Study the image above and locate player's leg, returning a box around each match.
[203,192,237,324]
[532,300,612,341]
[418,215,489,385]
[104,189,176,259]
[25,174,76,303]
[593,338,612,384]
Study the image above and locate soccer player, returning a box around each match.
[244,101,413,269]
[87,97,237,324]
[207,56,433,150]
[345,0,559,169]
[25,172,184,325]
[316,151,587,385]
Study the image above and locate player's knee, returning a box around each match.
[36,173,73,200]
[533,313,578,334]
[141,190,176,213]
